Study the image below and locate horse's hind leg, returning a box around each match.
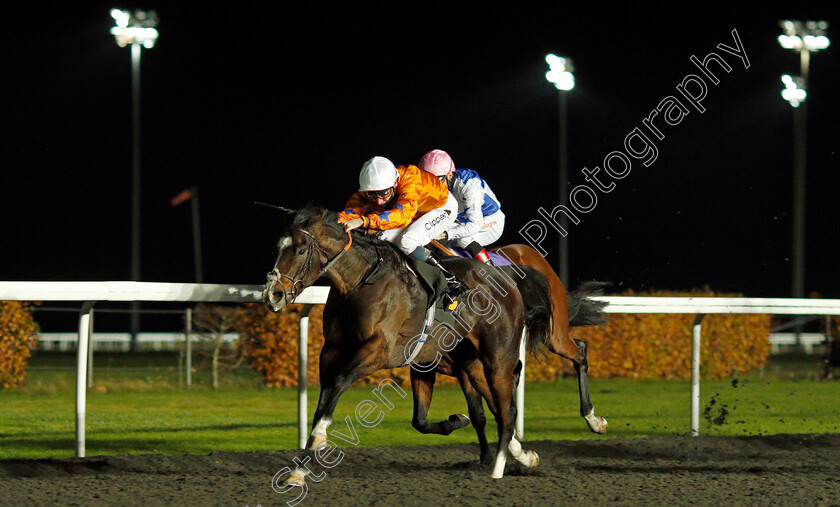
[545,317,607,434]
[410,367,470,436]
[486,365,514,479]
[456,368,493,464]
[484,355,540,479]
[571,338,608,434]
[505,360,539,470]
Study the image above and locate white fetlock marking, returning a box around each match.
[508,435,522,454]
[491,449,507,479]
[310,417,332,449]
[584,408,608,434]
[508,436,527,466]
[285,467,308,485]
[311,417,332,438]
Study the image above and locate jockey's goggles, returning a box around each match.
[363,187,394,200]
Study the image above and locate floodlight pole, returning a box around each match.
[558,90,570,286]
[545,54,574,285]
[791,52,806,303]
[777,19,829,352]
[111,8,158,350]
[777,20,829,303]
[130,41,143,349]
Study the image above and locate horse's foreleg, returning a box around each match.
[286,343,384,485]
[572,339,608,434]
[456,369,492,464]
[410,367,469,435]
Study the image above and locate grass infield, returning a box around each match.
[1,352,838,460]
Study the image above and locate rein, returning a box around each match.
[266,228,353,304]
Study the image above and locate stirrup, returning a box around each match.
[443,280,469,311]
[442,294,459,311]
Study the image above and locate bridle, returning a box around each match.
[266,228,353,305]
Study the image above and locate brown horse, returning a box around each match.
[423,242,608,463]
[490,244,609,434]
[263,204,555,480]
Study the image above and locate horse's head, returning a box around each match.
[262,204,349,313]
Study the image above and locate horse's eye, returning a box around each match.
[297,249,306,256]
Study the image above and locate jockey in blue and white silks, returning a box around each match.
[419,149,506,265]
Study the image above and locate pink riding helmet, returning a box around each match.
[419,149,456,177]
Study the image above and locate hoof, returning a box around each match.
[284,469,306,486]
[528,451,540,469]
[596,417,608,434]
[309,434,327,450]
[584,409,608,434]
[449,413,470,430]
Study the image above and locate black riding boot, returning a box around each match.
[425,253,469,302]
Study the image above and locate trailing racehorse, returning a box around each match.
[425,242,609,463]
[263,204,554,479]
[490,243,608,433]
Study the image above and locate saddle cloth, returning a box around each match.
[446,247,512,266]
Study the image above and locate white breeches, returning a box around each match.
[379,192,459,254]
[455,210,506,248]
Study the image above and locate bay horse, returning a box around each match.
[263,204,555,479]
[422,242,609,464]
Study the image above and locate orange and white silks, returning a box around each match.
[338,164,449,230]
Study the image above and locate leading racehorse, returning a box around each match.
[263,204,555,479]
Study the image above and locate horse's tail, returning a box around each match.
[508,265,554,360]
[568,281,609,327]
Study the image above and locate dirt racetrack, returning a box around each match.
[1,433,839,506]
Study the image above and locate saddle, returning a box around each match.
[357,242,508,365]
[369,243,475,322]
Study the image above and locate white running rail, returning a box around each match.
[2,281,839,456]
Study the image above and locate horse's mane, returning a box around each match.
[290,203,414,285]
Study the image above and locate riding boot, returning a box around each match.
[466,241,495,266]
[473,248,495,266]
[425,252,469,303]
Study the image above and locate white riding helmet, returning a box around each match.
[359,156,399,191]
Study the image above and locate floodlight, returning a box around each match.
[780,74,807,107]
[110,8,159,48]
[545,54,575,91]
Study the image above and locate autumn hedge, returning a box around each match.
[560,289,771,380]
[0,301,39,388]
[238,288,772,386]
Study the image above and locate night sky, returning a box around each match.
[2,4,839,307]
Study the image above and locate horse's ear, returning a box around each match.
[254,201,295,213]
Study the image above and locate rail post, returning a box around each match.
[691,314,705,437]
[298,304,313,449]
[76,302,95,457]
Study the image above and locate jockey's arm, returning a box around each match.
[446,179,485,240]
